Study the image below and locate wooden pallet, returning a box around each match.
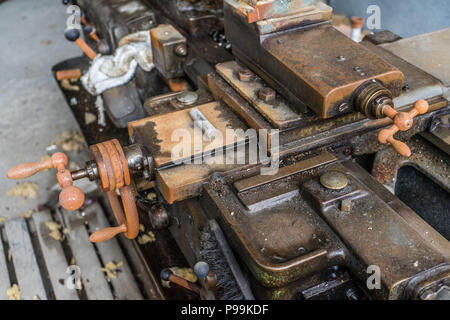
[0,202,159,300]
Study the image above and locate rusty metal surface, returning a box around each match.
[216,61,304,129]
[255,3,332,35]
[361,41,445,108]
[234,152,336,193]
[143,85,214,116]
[201,156,449,298]
[224,4,404,119]
[156,147,257,204]
[202,153,351,289]
[129,101,249,168]
[303,162,449,299]
[225,0,311,24]
[372,135,450,194]
[149,0,223,37]
[151,24,187,80]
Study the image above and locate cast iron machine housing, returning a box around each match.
[7,0,450,300]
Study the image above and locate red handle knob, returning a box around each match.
[7,152,85,211]
[378,100,429,157]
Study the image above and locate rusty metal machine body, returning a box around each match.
[8,0,450,300]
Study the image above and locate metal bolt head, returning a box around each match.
[259,87,276,104]
[320,171,349,190]
[177,91,198,105]
[238,69,253,82]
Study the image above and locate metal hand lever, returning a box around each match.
[64,28,97,60]
[83,25,100,43]
[378,100,429,157]
[7,139,140,243]
[7,153,85,210]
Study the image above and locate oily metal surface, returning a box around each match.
[202,153,349,288]
[302,162,449,299]
[224,4,404,119]
[203,157,450,297]
[128,101,249,168]
[361,41,445,108]
[372,135,450,193]
[216,61,303,129]
[259,23,404,118]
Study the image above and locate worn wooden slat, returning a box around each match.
[59,208,113,300]
[86,203,143,300]
[32,210,79,300]
[0,228,11,300]
[4,219,47,300]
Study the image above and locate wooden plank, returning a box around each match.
[0,228,11,300]
[32,210,79,300]
[59,208,114,300]
[4,219,47,300]
[85,203,143,300]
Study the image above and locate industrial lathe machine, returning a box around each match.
[7,0,450,300]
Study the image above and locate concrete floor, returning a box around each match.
[0,0,88,221]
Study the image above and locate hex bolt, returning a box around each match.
[238,69,253,82]
[174,43,188,57]
[259,87,276,104]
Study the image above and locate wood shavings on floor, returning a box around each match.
[146,192,157,201]
[84,112,97,125]
[21,210,35,219]
[60,79,80,91]
[7,284,21,300]
[50,131,86,152]
[161,267,198,288]
[137,231,156,245]
[45,221,68,241]
[101,261,124,279]
[7,182,39,199]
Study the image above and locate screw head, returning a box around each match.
[320,171,349,190]
[258,87,276,104]
[338,103,349,113]
[174,43,187,57]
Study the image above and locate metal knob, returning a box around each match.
[64,28,97,60]
[7,152,85,211]
[378,100,429,157]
